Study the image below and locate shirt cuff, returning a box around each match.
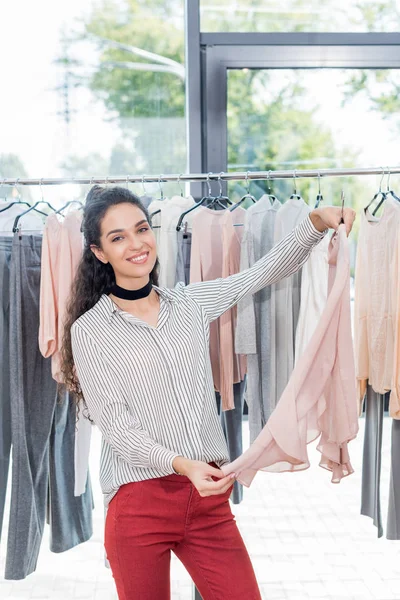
[148,444,182,474]
[294,215,328,249]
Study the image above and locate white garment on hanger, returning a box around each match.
[270,197,311,409]
[294,233,329,364]
[0,202,44,235]
[158,195,195,288]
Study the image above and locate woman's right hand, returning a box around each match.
[173,456,235,497]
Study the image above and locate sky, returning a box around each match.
[1,0,399,204]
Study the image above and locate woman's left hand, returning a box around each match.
[310,206,356,237]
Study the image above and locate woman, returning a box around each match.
[61,185,355,599]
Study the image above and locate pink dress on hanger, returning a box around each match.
[221,225,359,485]
[190,207,247,410]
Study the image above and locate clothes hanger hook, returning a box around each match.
[293,170,297,196]
[218,172,225,197]
[341,189,345,222]
[177,173,183,197]
[245,171,251,194]
[267,170,272,194]
[207,172,212,197]
[158,175,164,200]
[40,178,44,203]
[126,175,130,191]
[142,175,147,196]
[318,171,321,196]
[386,165,391,192]
[13,178,21,201]
[379,167,385,194]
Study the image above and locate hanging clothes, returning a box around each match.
[222,225,359,486]
[354,196,400,418]
[361,384,385,538]
[0,237,12,543]
[39,211,92,497]
[190,206,247,409]
[5,231,93,581]
[295,234,329,363]
[235,195,281,442]
[0,203,44,235]
[269,197,311,410]
[175,229,192,285]
[158,195,195,287]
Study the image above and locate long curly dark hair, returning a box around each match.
[60,185,159,406]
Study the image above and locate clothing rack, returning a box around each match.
[1,166,400,187]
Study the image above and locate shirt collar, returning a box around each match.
[100,285,176,323]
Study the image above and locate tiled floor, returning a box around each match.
[1,417,400,599]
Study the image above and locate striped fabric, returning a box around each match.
[71,215,326,506]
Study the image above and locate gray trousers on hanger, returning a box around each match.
[175,231,192,286]
[361,384,400,539]
[215,377,246,505]
[387,417,400,539]
[48,385,93,553]
[361,385,384,537]
[0,237,13,543]
[5,235,92,579]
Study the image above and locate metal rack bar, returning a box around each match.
[1,166,399,187]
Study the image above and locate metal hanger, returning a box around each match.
[206,172,232,209]
[364,167,386,217]
[266,170,278,204]
[230,171,257,212]
[383,166,400,203]
[339,190,345,224]
[149,175,166,220]
[54,178,84,215]
[176,173,215,231]
[290,169,302,200]
[314,171,324,209]
[205,173,229,210]
[12,179,56,232]
[0,179,32,213]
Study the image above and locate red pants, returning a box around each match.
[105,470,261,599]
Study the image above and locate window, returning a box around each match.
[201,0,400,33]
[0,0,185,206]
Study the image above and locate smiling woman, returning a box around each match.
[60,185,161,396]
[59,183,354,600]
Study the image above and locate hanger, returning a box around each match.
[206,172,232,209]
[54,178,84,215]
[364,167,386,217]
[265,170,278,204]
[290,169,302,200]
[12,179,56,233]
[149,175,166,220]
[383,166,400,204]
[339,190,345,224]
[230,171,257,212]
[176,173,215,231]
[0,179,32,213]
[314,171,324,209]
[177,173,184,197]
[205,173,229,210]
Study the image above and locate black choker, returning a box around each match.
[110,280,153,300]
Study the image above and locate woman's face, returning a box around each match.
[91,202,157,287]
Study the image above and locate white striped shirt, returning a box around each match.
[71,215,326,506]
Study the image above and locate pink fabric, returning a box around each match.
[39,211,83,382]
[190,207,246,405]
[221,225,359,486]
[39,214,62,365]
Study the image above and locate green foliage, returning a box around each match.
[0,154,32,201]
